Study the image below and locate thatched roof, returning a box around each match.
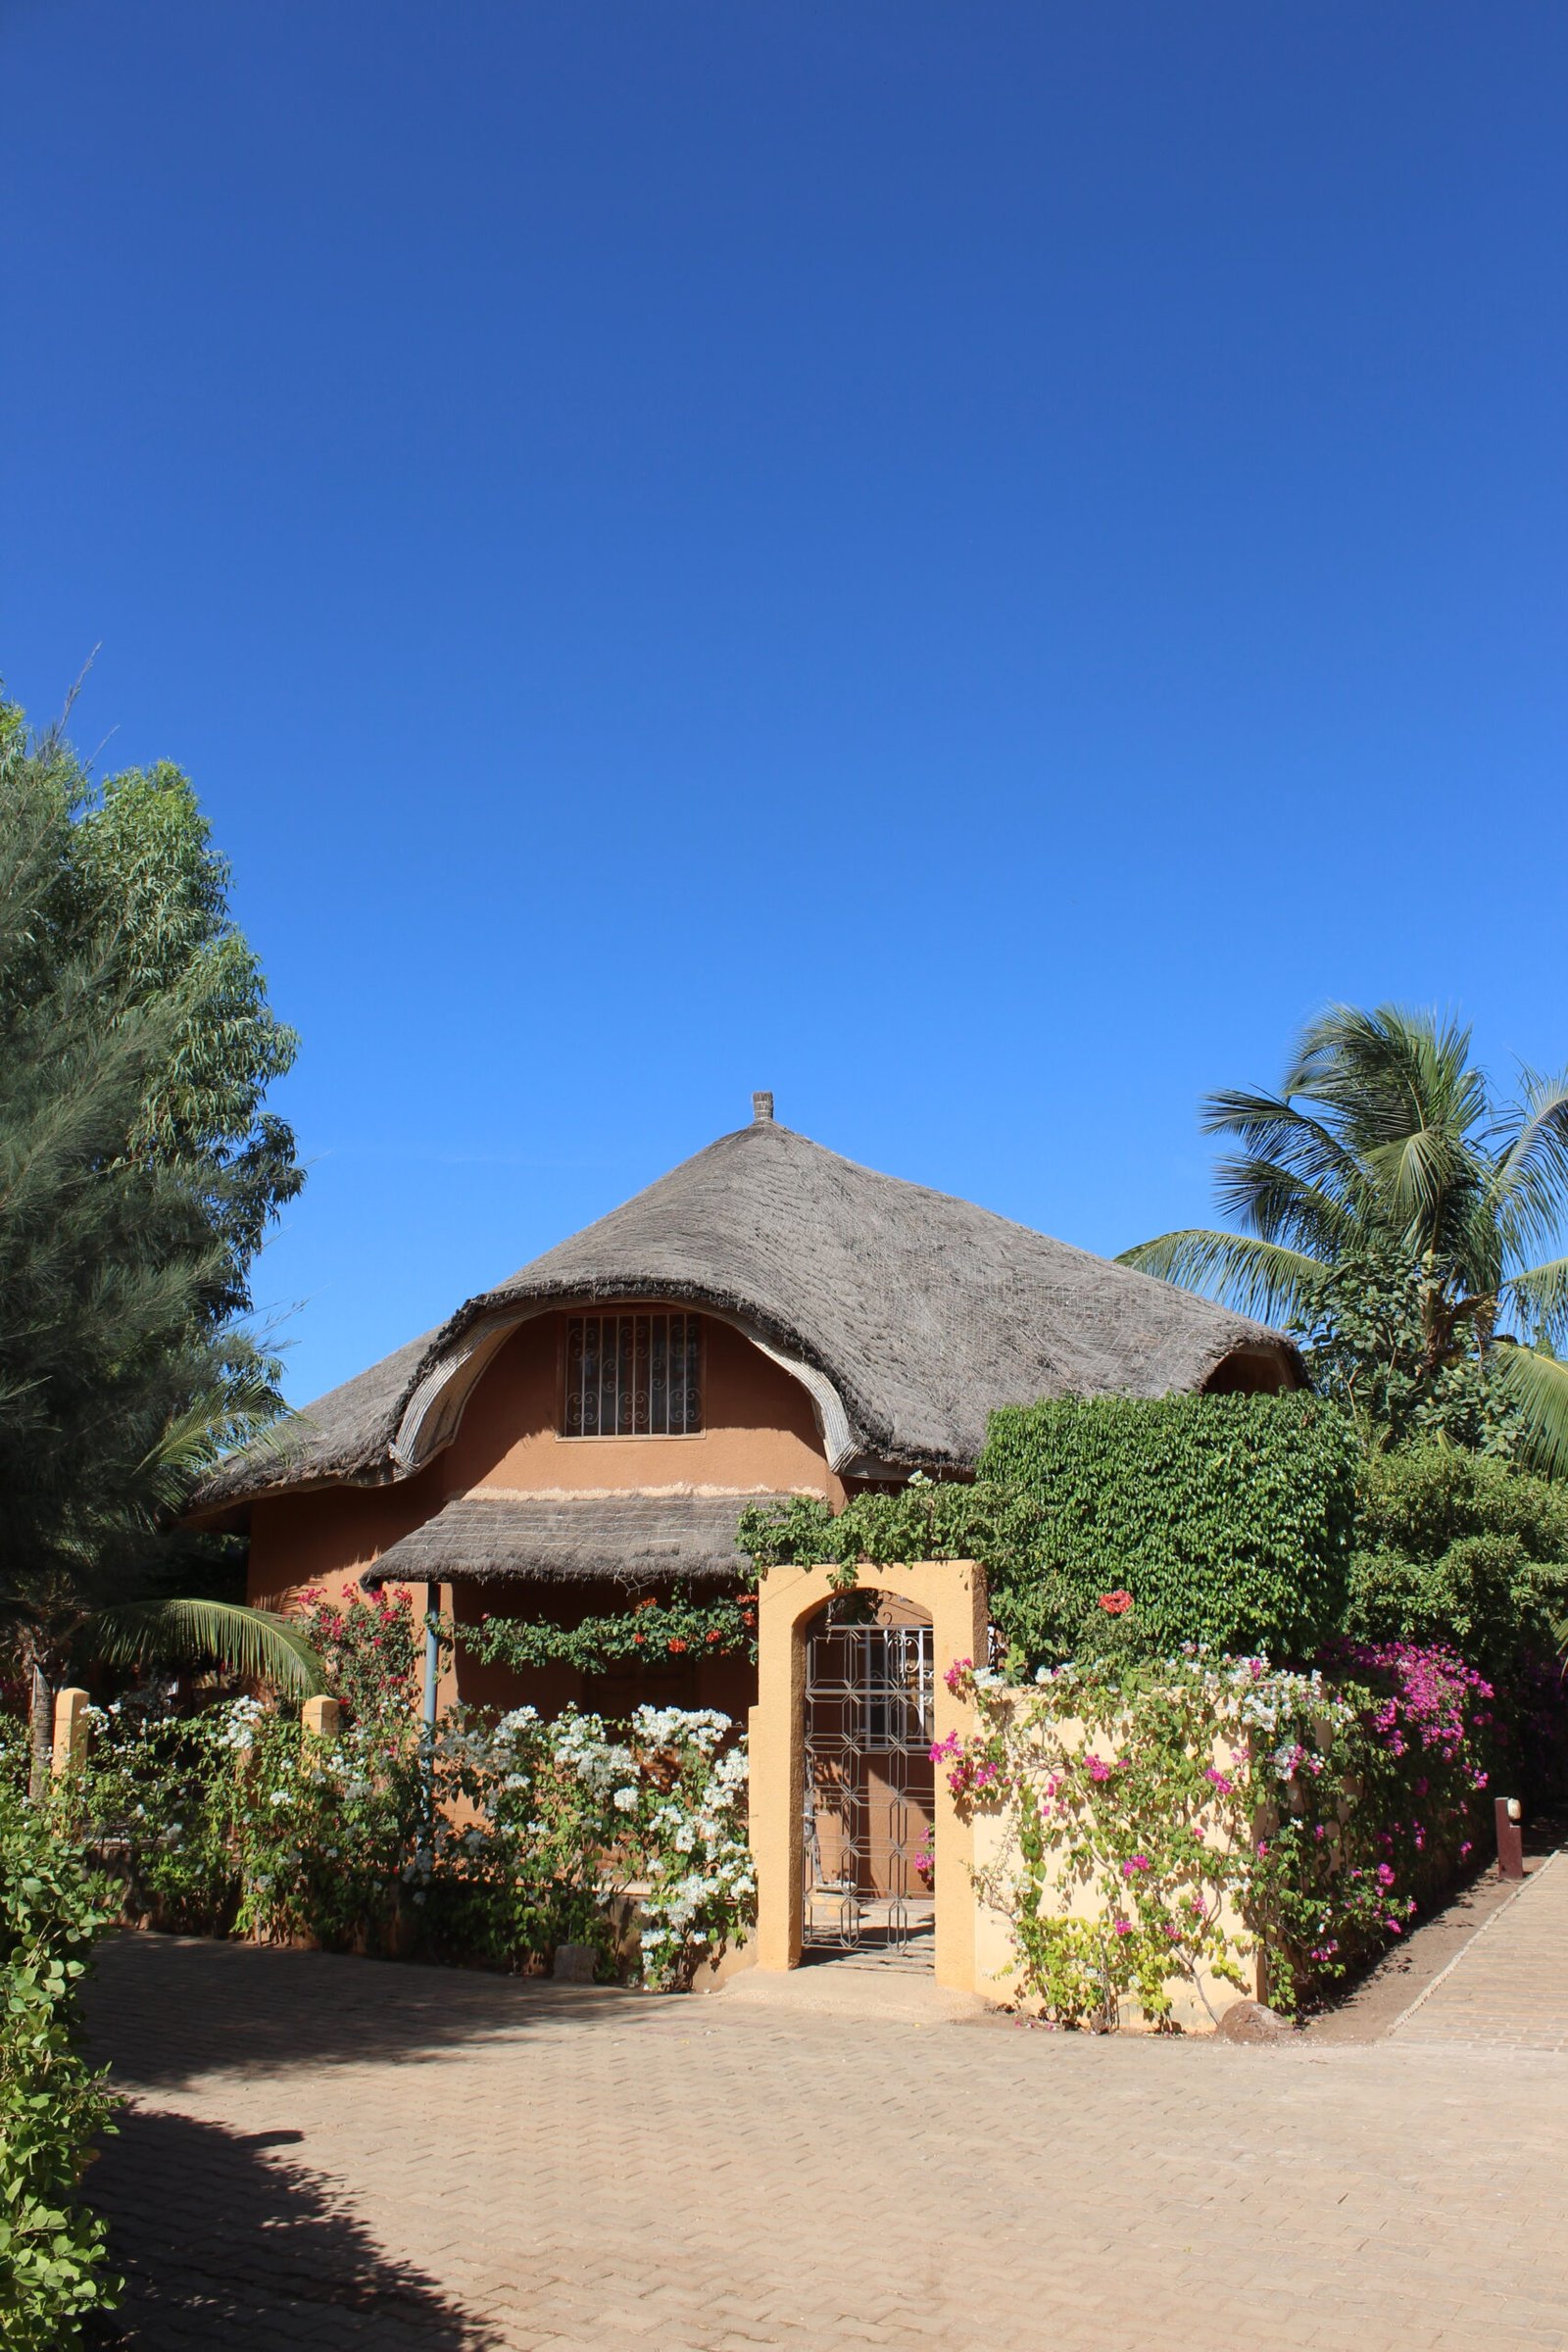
[360,1492,785,1588]
[198,1110,1299,1510]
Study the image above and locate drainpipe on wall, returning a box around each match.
[422,1585,441,1735]
[416,1583,441,1879]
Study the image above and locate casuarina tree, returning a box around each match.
[0,692,319,1788]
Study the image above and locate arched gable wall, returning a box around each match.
[247,1309,844,1622]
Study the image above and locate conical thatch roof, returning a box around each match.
[197,1113,1298,1510]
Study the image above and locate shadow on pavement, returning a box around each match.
[85,1928,675,2092]
[91,2107,503,2349]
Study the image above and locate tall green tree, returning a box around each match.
[1120,1004,1568,1473]
[0,694,318,1784]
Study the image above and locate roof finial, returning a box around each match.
[752,1090,774,1125]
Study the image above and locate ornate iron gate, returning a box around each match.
[803,1620,936,1955]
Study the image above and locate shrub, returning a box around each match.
[739,1396,1357,1667]
[426,1703,754,1987]
[295,1586,421,1728]
[72,1692,753,1988]
[0,1781,120,2348]
[947,1637,1496,2026]
[1345,1448,1568,1688]
[737,1479,1026,1584]
[978,1393,1359,1663]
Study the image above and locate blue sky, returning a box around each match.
[4,2,1565,1407]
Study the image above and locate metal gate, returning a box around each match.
[803,1619,936,1955]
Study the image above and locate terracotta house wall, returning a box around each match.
[247,1308,838,1722]
[248,1461,448,1617]
[439,1310,843,1501]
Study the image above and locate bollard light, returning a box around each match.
[1494,1794,1526,1879]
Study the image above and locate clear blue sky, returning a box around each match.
[4,2,1565,1407]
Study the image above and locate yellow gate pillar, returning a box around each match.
[749,1559,987,1993]
[51,1687,90,1777]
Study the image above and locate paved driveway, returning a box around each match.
[84,1925,1567,2352]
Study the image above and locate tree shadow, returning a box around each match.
[85,1928,677,2093]
[89,2107,504,2348]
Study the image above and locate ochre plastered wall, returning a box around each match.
[440,1310,844,1501]
[246,1310,841,1722]
[248,1461,448,1616]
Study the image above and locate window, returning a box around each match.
[563,1312,702,1437]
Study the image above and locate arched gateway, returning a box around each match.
[748,1560,988,1993]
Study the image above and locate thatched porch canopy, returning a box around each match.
[359,1492,782,1589]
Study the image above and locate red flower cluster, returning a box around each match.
[1099,1590,1134,1616]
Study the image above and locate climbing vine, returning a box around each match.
[456,1587,758,1676]
[944,1629,1497,2027]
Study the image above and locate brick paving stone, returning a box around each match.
[1393,1853,1568,2051]
[82,1928,1568,2352]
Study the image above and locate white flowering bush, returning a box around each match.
[428,1703,754,1988]
[66,1690,753,1990]
[613,1709,754,1989]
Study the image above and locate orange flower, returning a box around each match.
[667,1637,689,1653]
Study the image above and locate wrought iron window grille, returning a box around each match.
[563,1312,703,1438]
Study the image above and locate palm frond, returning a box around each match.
[1501,1258,1568,1352]
[1199,1088,1367,1208]
[1488,1068,1568,1265]
[1207,1155,1360,1254]
[135,1375,288,1515]
[89,1598,326,1696]
[1290,1004,1485,1150]
[1360,1121,1486,1253]
[1116,1229,1324,1325]
[1494,1344,1568,1483]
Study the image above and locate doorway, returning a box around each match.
[801,1596,936,1968]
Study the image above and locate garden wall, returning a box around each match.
[967,1695,1260,2031]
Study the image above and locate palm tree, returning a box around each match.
[9,1378,325,1795]
[1120,1004,1568,1474]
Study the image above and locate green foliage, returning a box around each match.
[0,1779,121,2347]
[91,1598,325,1699]
[68,1689,754,1990]
[737,1401,1356,1667]
[1344,1447,1568,1684]
[1120,1003,1568,1476]
[1304,1251,1525,1455]
[64,756,301,1325]
[0,691,302,1753]
[978,1394,1358,1665]
[737,1479,1027,1586]
[460,1588,758,1677]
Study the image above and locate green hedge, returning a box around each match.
[977,1393,1358,1662]
[0,1779,120,2348]
[740,1394,1359,1667]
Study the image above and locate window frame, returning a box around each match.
[557,1306,705,1441]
